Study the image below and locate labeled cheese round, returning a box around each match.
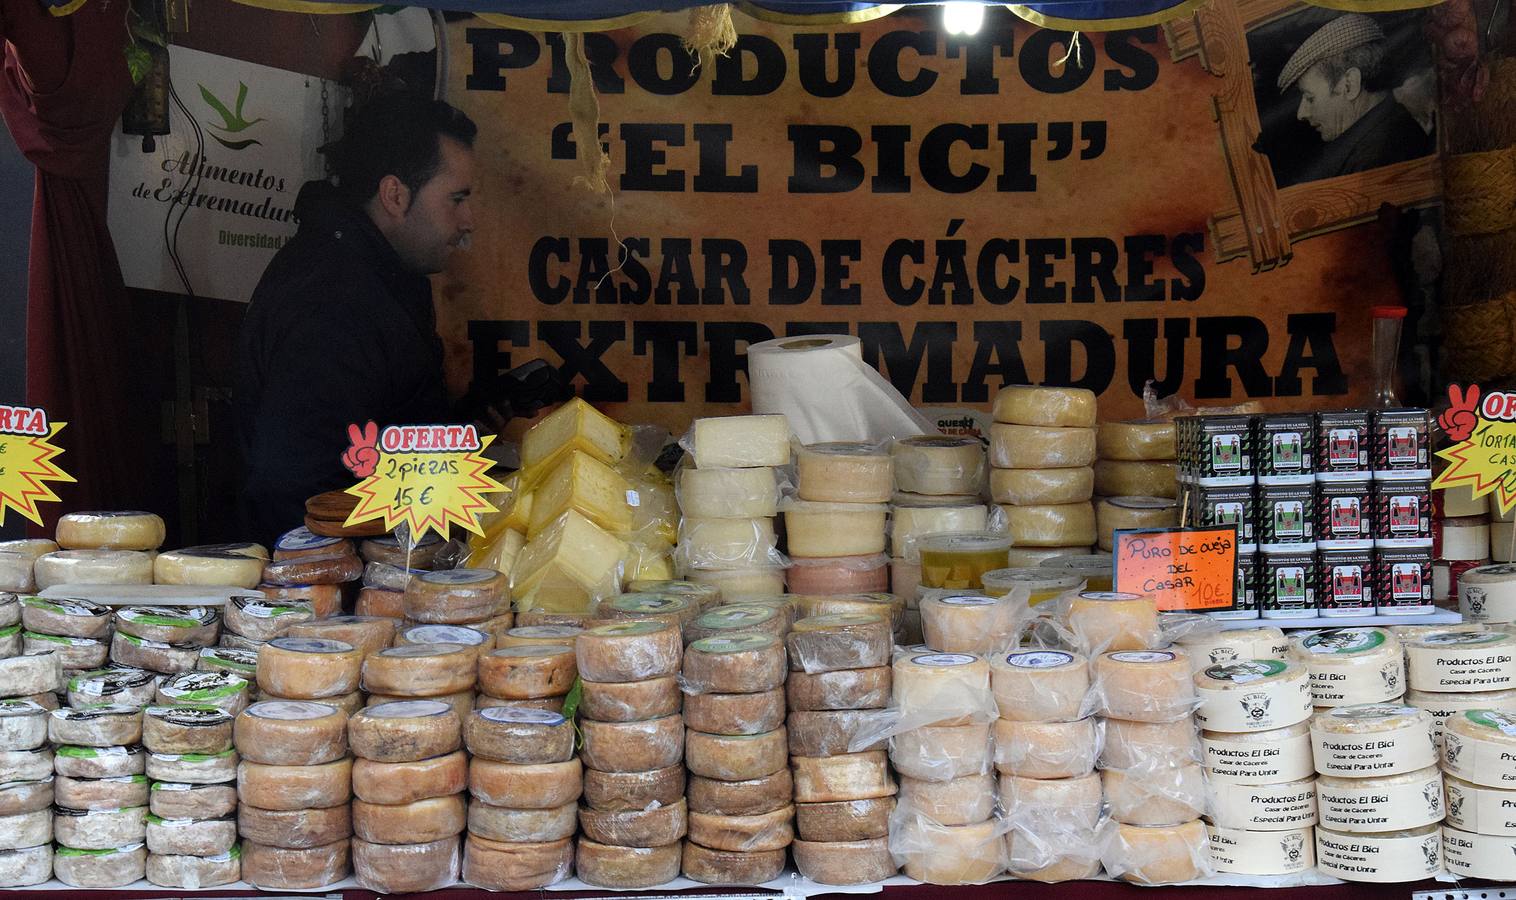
[145,814,236,856]
[465,706,573,763]
[1193,659,1312,732]
[241,839,349,889]
[1067,591,1157,653]
[257,582,341,618]
[361,643,474,697]
[54,805,147,850]
[892,436,986,496]
[583,765,684,812]
[599,593,698,631]
[349,700,461,762]
[287,615,397,659]
[197,646,258,679]
[34,550,153,589]
[404,568,507,624]
[576,621,682,682]
[20,596,111,639]
[468,758,582,808]
[681,634,786,694]
[478,645,576,700]
[352,751,465,806]
[1444,709,1516,787]
[990,466,1094,506]
[989,650,1088,722]
[239,757,352,810]
[462,833,571,890]
[1103,764,1206,826]
[1460,563,1516,624]
[52,745,138,779]
[685,605,785,644]
[0,844,52,887]
[992,718,1095,779]
[783,501,888,557]
[892,653,992,727]
[353,794,465,844]
[1208,775,1318,831]
[1317,765,1443,832]
[1093,649,1194,723]
[146,748,238,784]
[0,701,46,752]
[579,797,688,848]
[154,549,264,588]
[156,671,250,715]
[681,841,786,885]
[1096,497,1180,550]
[143,705,233,755]
[234,701,348,766]
[468,800,576,843]
[1290,628,1405,707]
[895,816,1003,885]
[786,614,891,674]
[575,837,681,889]
[257,637,362,699]
[272,527,349,561]
[795,796,892,842]
[580,715,684,772]
[24,631,104,668]
[1316,822,1442,882]
[1312,704,1436,777]
[1446,775,1516,835]
[686,728,787,781]
[149,781,238,820]
[53,843,147,888]
[0,556,33,595]
[792,750,895,802]
[1443,826,1516,879]
[145,847,240,889]
[1207,823,1315,876]
[684,688,781,735]
[57,511,165,551]
[495,624,582,649]
[0,808,50,852]
[259,551,362,586]
[787,666,891,711]
[49,704,142,747]
[1098,419,1177,461]
[1105,820,1208,885]
[1094,460,1179,498]
[352,835,461,894]
[993,385,1097,427]
[920,595,1014,656]
[1406,630,1516,692]
[1202,722,1313,782]
[1177,626,1290,673]
[797,442,894,503]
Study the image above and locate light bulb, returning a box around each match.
[942,2,985,35]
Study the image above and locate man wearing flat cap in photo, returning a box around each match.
[1276,13,1434,183]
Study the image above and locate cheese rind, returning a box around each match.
[796,443,894,503]
[468,759,582,808]
[891,436,986,496]
[791,751,895,802]
[352,750,467,805]
[794,796,892,841]
[786,614,892,674]
[683,688,782,735]
[1067,591,1158,654]
[989,424,1097,469]
[1092,649,1195,723]
[348,700,461,763]
[582,765,685,812]
[680,841,786,885]
[688,415,790,469]
[34,549,154,588]
[787,666,891,711]
[681,634,786,694]
[575,838,682,888]
[257,638,362,699]
[236,802,351,848]
[576,621,683,682]
[468,800,577,843]
[992,718,1096,779]
[992,386,1098,427]
[352,835,461,894]
[990,650,1088,722]
[478,645,577,699]
[891,653,993,726]
[897,772,994,825]
[783,502,889,557]
[1193,659,1313,732]
[56,511,165,551]
[352,794,466,844]
[1093,460,1179,499]
[997,772,1102,830]
[686,728,788,781]
[579,715,684,773]
[792,837,897,885]
[465,707,574,763]
[893,816,1004,885]
[1103,820,1209,885]
[234,701,348,766]
[1315,823,1442,882]
[1102,764,1207,826]
[579,798,688,848]
[1097,419,1177,461]
[240,840,350,890]
[1003,503,1098,548]
[893,723,992,781]
[462,834,572,891]
[990,467,1094,506]
[238,758,353,810]
[360,643,476,697]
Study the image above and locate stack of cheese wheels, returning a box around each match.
[988,386,1099,562]
[677,415,791,601]
[1092,645,1208,884]
[1441,708,1516,878]
[889,434,990,642]
[108,606,223,685]
[153,543,268,591]
[780,617,895,885]
[0,698,53,886]
[889,651,1001,884]
[138,704,239,887]
[221,595,313,655]
[347,700,465,891]
[1192,659,1318,877]
[1095,419,1179,501]
[0,594,21,662]
[47,701,149,888]
[355,532,449,618]
[1404,629,1516,746]
[20,597,112,695]
[0,538,58,593]
[257,528,366,619]
[1310,704,1443,881]
[991,649,1100,882]
[785,442,894,597]
[1289,628,1405,711]
[403,569,511,633]
[255,636,365,717]
[234,700,352,889]
[1458,563,1516,626]
[1436,476,1490,603]
[477,638,577,716]
[1176,625,1289,675]
[35,511,163,592]
[572,620,688,887]
[360,639,476,729]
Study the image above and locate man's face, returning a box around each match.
[1295,65,1357,141]
[392,136,476,275]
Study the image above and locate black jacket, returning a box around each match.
[235,180,450,546]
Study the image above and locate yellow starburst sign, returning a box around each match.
[0,405,75,526]
[341,421,505,542]
[1434,384,1516,516]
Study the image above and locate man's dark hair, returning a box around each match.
[324,92,477,205]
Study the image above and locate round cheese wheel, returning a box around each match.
[154,548,264,588]
[1067,591,1158,654]
[351,835,460,894]
[895,816,1004,885]
[464,706,573,763]
[65,667,155,710]
[686,804,792,853]
[1093,460,1179,499]
[197,646,258,679]
[992,386,1097,427]
[0,808,51,852]
[116,605,222,646]
[144,846,239,888]
[678,517,780,571]
[794,796,892,842]
[1103,763,1206,826]
[349,700,461,763]
[0,701,46,752]
[272,528,350,561]
[989,466,1095,507]
[1037,553,1114,591]
[468,758,582,809]
[791,750,895,802]
[796,443,894,503]
[990,650,1088,722]
[893,723,992,781]
[998,771,1102,830]
[787,709,889,756]
[52,745,137,779]
[57,511,165,551]
[891,436,986,496]
[787,666,891,711]
[260,552,363,587]
[583,764,685,812]
[53,843,147,888]
[353,793,465,844]
[992,718,1096,779]
[238,757,352,811]
[462,833,571,891]
[275,688,362,717]
[686,728,787,781]
[580,715,684,773]
[681,634,786,694]
[1003,503,1098,549]
[1006,831,1103,883]
[1441,825,1516,879]
[579,797,688,848]
[1105,819,1208,884]
[360,533,446,568]
[144,815,236,856]
[34,550,153,589]
[1093,649,1195,723]
[1313,704,1436,778]
[20,596,111,639]
[238,802,351,849]
[892,653,993,725]
[478,645,577,700]
[1098,419,1177,461]
[1095,497,1180,551]
[920,594,1014,656]
[1317,765,1443,832]
[55,773,147,811]
[898,772,994,825]
[786,614,892,674]
[1206,823,1316,876]
[234,701,348,766]
[355,587,406,619]
[148,781,238,821]
[683,688,781,735]
[0,653,60,698]
[142,705,233,755]
[1202,722,1313,783]
[258,583,343,618]
[404,569,508,625]
[681,840,785,885]
[361,643,475,697]
[286,616,397,659]
[990,424,1096,469]
[0,556,32,595]
[257,638,362,699]
[677,467,780,519]
[145,748,238,784]
[890,498,990,561]
[1207,775,1318,831]
[687,770,793,817]
[352,750,466,806]
[495,624,582,649]
[687,567,788,601]
[1177,625,1290,672]
[1290,628,1405,707]
[687,604,788,644]
[469,799,577,843]
[1443,709,1516,787]
[1315,823,1442,883]
[24,631,105,669]
[581,675,682,723]
[1406,630,1516,692]
[1460,563,1516,624]
[575,837,681,889]
[155,671,250,716]
[576,621,682,682]
[241,839,350,890]
[783,501,888,557]
[1193,659,1313,732]
[48,704,142,748]
[53,805,147,850]
[0,777,52,817]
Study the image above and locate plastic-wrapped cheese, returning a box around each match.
[677,517,779,570]
[574,838,680,889]
[681,634,786,694]
[687,804,793,854]
[54,805,147,850]
[0,701,45,752]
[1177,626,1289,673]
[1193,660,1313,732]
[892,722,991,782]
[52,745,137,779]
[465,706,573,763]
[792,750,895,802]
[990,650,1088,721]
[469,757,582,810]
[20,596,111,639]
[0,777,53,817]
[580,715,683,773]
[1093,649,1195,723]
[57,511,165,551]
[351,750,464,806]
[148,781,238,821]
[676,466,779,519]
[1038,553,1114,591]
[0,844,52,887]
[352,794,465,844]
[684,688,781,735]
[1316,765,1443,832]
[0,809,51,851]
[786,614,891,674]
[146,748,238,784]
[797,442,894,503]
[1312,704,1436,777]
[1103,763,1206,825]
[687,568,787,602]
[496,624,582,650]
[688,770,793,818]
[0,652,61,698]
[0,556,33,594]
[145,814,236,856]
[223,596,312,643]
[890,497,989,562]
[469,800,576,843]
[115,606,220,646]
[1095,497,1180,550]
[361,643,474,697]
[34,549,153,589]
[582,764,685,812]
[351,836,461,894]
[1315,822,1442,882]
[462,833,572,891]
[893,816,1003,885]
[49,705,142,748]
[235,701,348,766]
[1094,460,1179,499]
[998,771,1102,830]
[237,802,351,849]
[783,501,888,557]
[681,841,786,885]
[1202,722,1313,782]
[892,653,993,725]
[23,631,104,669]
[1098,419,1177,461]
[576,621,682,682]
[787,666,890,711]
[688,415,790,469]
[892,436,986,496]
[1067,591,1159,654]
[476,645,577,701]
[786,554,891,596]
[258,551,363,587]
[348,700,460,763]
[258,637,362,699]
[579,797,689,847]
[686,728,787,781]
[989,424,1096,469]
[53,843,147,888]
[143,705,233,755]
[992,718,1096,779]
[685,605,786,645]
[153,549,264,588]
[288,616,398,659]
[237,756,352,811]
[990,466,1094,506]
[404,569,507,625]
[787,709,888,756]
[794,796,891,842]
[258,582,342,618]
[992,386,1097,427]
[897,772,993,825]
[1104,819,1208,885]
[1290,628,1405,707]
[241,839,350,889]
[1003,503,1098,548]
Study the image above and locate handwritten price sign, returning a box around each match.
[0,405,74,526]
[341,421,505,542]
[1435,384,1516,515]
[1113,526,1238,612]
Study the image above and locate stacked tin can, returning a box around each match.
[1179,408,1433,620]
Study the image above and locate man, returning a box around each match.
[235,92,559,544]
[1276,14,1434,184]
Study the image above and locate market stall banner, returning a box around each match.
[106,47,335,303]
[436,2,1438,432]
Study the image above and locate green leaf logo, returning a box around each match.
[199,82,264,151]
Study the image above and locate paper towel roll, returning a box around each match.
[748,335,936,444]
